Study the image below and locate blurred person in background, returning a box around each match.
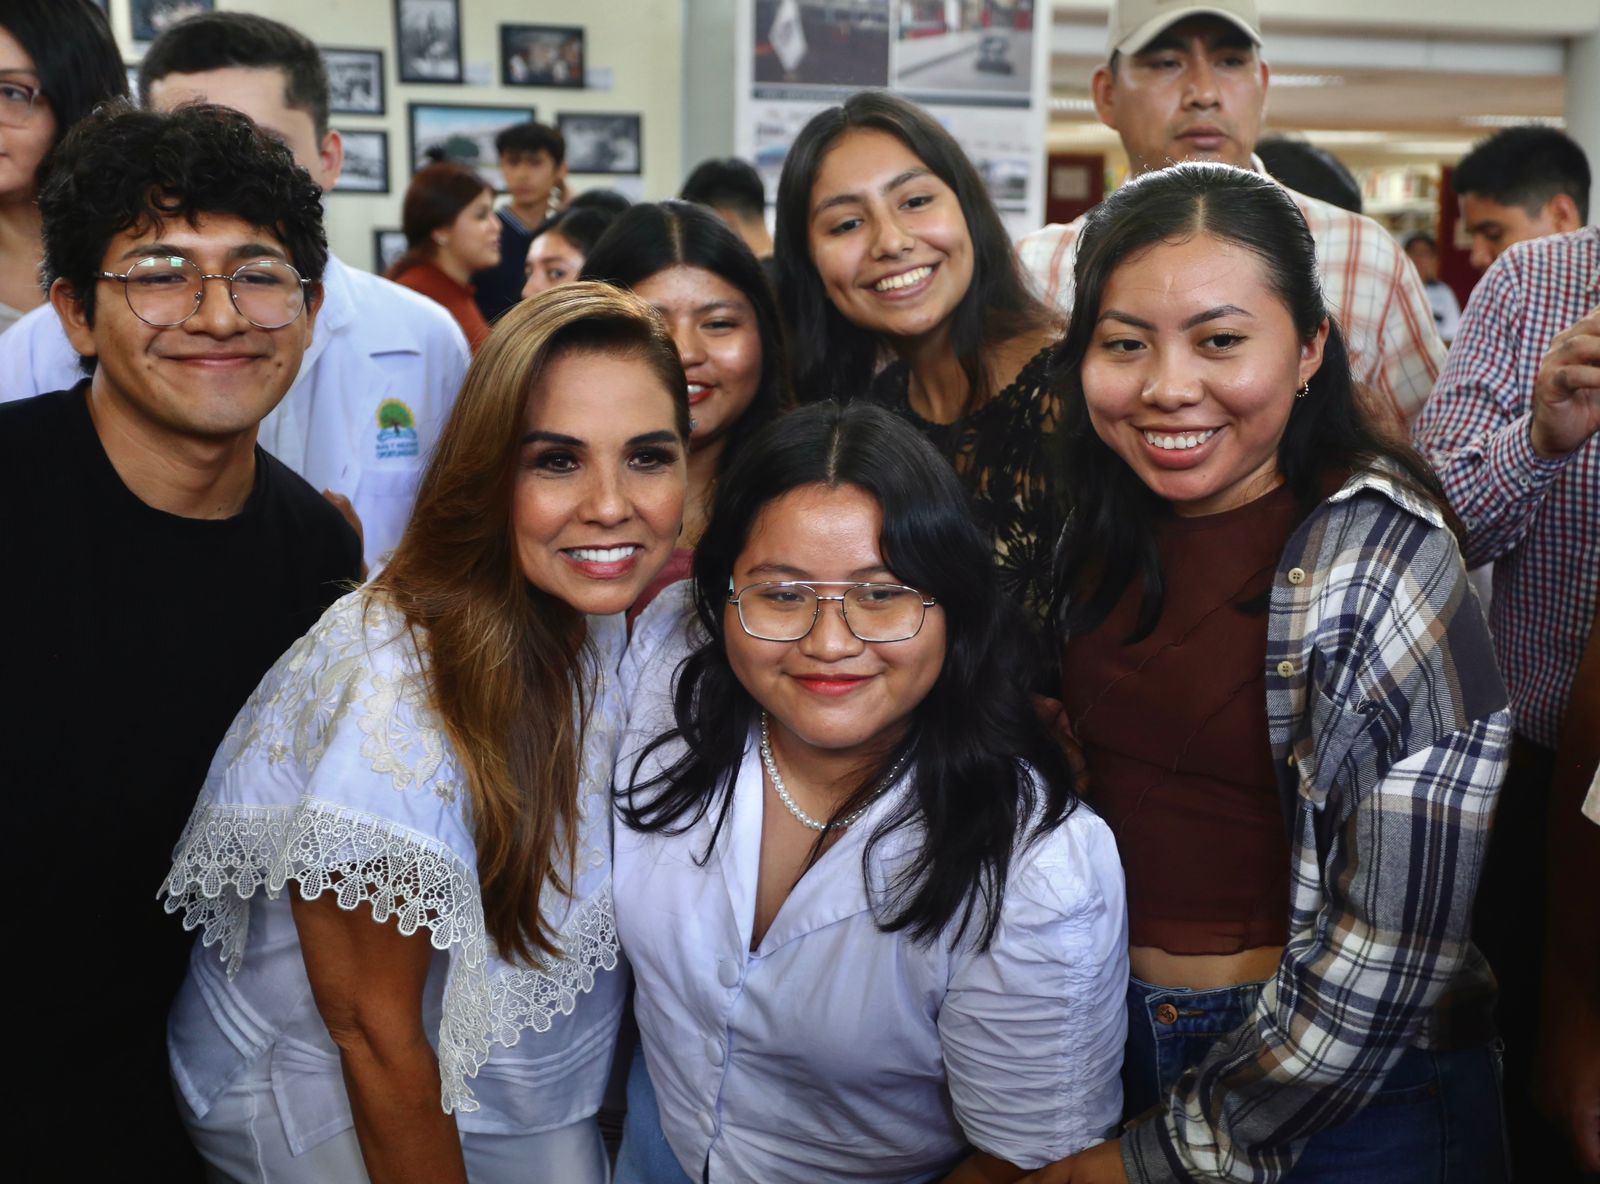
[388,161,500,352]
[1414,222,1599,1182]
[1404,232,1462,343]
[582,199,792,618]
[0,10,471,570]
[1255,135,1362,213]
[522,202,629,300]
[1454,125,1589,270]
[474,119,567,322]
[0,0,125,332]
[1017,0,1444,432]
[680,155,776,278]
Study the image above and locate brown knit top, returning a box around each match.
[1061,481,1305,955]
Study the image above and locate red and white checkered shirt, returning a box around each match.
[1016,167,1446,432]
[1414,226,1600,748]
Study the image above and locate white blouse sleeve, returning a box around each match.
[160,590,619,1115]
[938,805,1129,1168]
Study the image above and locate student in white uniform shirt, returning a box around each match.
[0,12,467,566]
[617,401,1129,1184]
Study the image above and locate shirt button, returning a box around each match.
[1277,660,1296,678]
[706,1037,725,1066]
[717,958,740,988]
[1287,754,1297,768]
[1287,567,1306,585]
[699,1111,717,1139]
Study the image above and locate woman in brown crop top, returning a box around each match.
[1027,165,1510,1184]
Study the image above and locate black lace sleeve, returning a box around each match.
[868,344,1065,660]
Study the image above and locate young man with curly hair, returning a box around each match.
[0,102,361,1174]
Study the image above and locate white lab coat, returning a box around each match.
[0,255,469,565]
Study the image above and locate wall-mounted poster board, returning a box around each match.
[734,0,1049,239]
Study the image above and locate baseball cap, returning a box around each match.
[1108,0,1262,57]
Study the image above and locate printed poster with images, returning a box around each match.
[736,0,1050,240]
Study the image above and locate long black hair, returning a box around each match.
[774,91,1055,409]
[2,0,127,185]
[619,401,1080,950]
[1051,163,1455,640]
[582,199,793,471]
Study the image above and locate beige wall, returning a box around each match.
[1052,0,1600,37]
[100,0,685,269]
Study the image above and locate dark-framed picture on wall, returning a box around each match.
[557,113,642,175]
[499,25,585,89]
[408,103,537,191]
[373,229,408,275]
[334,130,390,193]
[395,0,462,84]
[132,0,215,43]
[323,48,386,116]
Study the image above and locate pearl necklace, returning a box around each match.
[758,712,908,832]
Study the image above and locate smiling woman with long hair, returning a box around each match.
[161,283,690,1184]
[612,401,1127,1184]
[1034,164,1511,1184]
[775,92,1062,643]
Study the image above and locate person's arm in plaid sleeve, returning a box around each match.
[1372,238,1448,430]
[1412,254,1583,569]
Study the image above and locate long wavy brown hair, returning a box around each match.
[371,282,688,963]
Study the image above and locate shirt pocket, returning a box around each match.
[1294,683,1374,810]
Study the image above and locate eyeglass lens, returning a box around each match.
[122,257,305,329]
[738,583,927,643]
[0,80,40,129]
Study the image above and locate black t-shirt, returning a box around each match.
[0,384,361,1169]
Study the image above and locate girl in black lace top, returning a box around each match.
[774,92,1064,638]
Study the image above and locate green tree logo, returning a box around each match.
[377,399,416,434]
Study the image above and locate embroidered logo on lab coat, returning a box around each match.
[376,398,419,459]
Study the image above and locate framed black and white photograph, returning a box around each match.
[409,103,537,191]
[132,0,214,43]
[373,229,408,275]
[556,113,642,175]
[334,130,390,193]
[395,0,462,84]
[323,48,386,116]
[499,25,585,89]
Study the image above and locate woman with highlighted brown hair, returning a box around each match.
[161,283,690,1184]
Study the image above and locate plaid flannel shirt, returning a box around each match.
[1119,468,1510,1184]
[1016,164,1446,433]
[1412,226,1600,748]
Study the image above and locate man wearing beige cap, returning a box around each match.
[1018,0,1444,431]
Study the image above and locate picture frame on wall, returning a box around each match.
[408,103,538,191]
[395,0,462,84]
[557,113,642,176]
[323,48,386,116]
[132,0,215,43]
[499,25,585,89]
[373,229,408,275]
[334,130,390,193]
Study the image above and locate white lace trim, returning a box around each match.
[160,800,620,1114]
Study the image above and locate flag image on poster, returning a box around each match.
[770,0,808,74]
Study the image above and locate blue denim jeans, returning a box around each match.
[614,1047,698,1184]
[1125,976,1510,1183]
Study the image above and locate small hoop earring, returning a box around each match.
[1295,381,1310,399]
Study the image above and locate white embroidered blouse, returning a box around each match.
[161,590,627,1156]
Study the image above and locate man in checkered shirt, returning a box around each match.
[1016,0,1444,433]
[1415,223,1599,1179]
